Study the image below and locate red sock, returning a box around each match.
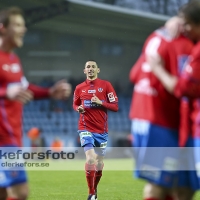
[165,195,174,200]
[94,163,104,190]
[144,198,159,200]
[85,163,95,194]
[7,198,20,200]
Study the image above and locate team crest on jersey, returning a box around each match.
[88,90,96,93]
[98,88,103,92]
[108,92,115,102]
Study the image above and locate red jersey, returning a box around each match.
[0,51,50,147]
[0,51,27,146]
[174,41,200,139]
[73,78,118,133]
[129,28,193,129]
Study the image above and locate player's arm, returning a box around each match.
[148,55,200,98]
[28,79,71,100]
[91,82,118,112]
[73,87,85,113]
[147,54,178,93]
[0,76,33,103]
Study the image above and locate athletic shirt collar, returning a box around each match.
[85,78,99,85]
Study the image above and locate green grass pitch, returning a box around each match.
[27,159,200,200]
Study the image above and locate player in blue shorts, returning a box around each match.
[73,60,118,200]
[129,13,199,200]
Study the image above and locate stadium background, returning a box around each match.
[1,0,176,149]
[2,1,200,200]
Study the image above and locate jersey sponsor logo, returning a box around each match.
[88,90,96,93]
[83,100,102,108]
[2,63,20,73]
[134,78,157,96]
[82,90,86,93]
[108,92,115,102]
[98,88,103,92]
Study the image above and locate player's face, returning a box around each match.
[84,61,100,80]
[183,17,200,43]
[5,14,26,48]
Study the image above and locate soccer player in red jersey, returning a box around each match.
[0,7,71,200]
[147,1,200,190]
[73,60,118,200]
[129,15,199,199]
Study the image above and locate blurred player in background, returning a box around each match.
[129,11,199,200]
[73,60,118,200]
[0,7,71,200]
[147,0,200,193]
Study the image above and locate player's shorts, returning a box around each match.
[0,145,27,187]
[78,130,108,156]
[131,119,199,190]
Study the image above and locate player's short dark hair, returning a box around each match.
[0,7,23,28]
[180,0,200,24]
[85,60,98,68]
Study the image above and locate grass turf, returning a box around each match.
[27,159,200,200]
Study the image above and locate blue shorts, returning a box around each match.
[0,145,27,187]
[78,130,108,156]
[131,119,199,190]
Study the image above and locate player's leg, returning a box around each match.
[144,182,171,200]
[173,137,199,200]
[0,188,7,200]
[0,158,28,200]
[94,154,104,200]
[93,132,108,200]
[85,148,96,200]
[132,119,180,200]
[173,187,194,200]
[79,131,96,199]
[6,182,29,200]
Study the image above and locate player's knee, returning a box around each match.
[95,160,103,169]
[7,183,29,200]
[143,183,167,199]
[173,187,194,200]
[86,157,95,165]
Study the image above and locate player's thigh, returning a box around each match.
[0,187,7,200]
[93,133,108,157]
[7,182,29,199]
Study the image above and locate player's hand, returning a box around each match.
[6,86,33,104]
[49,79,72,100]
[91,94,102,105]
[165,16,184,39]
[77,105,85,113]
